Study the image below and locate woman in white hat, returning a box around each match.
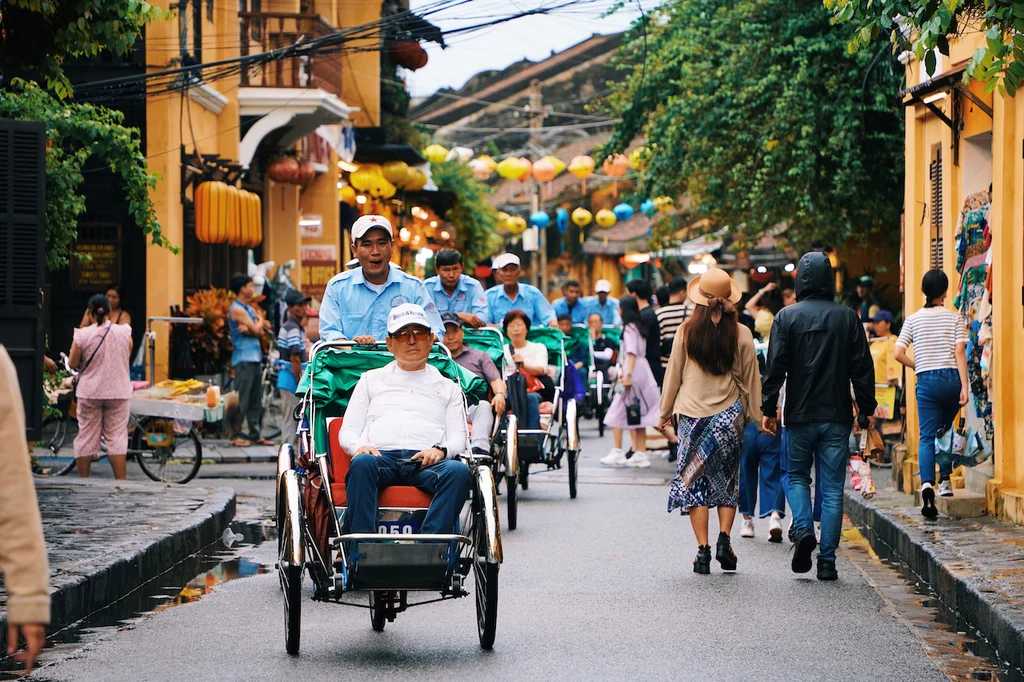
[660,268,763,575]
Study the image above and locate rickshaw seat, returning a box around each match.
[325,417,433,509]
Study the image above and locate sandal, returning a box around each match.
[230,437,253,447]
[254,438,275,446]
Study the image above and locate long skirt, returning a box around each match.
[667,399,745,514]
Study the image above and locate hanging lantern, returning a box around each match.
[298,160,317,185]
[350,168,378,192]
[507,215,527,235]
[654,195,674,212]
[338,184,357,206]
[469,155,496,180]
[532,158,557,183]
[382,160,410,186]
[530,211,551,228]
[423,144,449,164]
[497,157,523,180]
[613,202,634,222]
[555,207,569,234]
[390,40,429,70]
[369,177,397,199]
[629,146,649,171]
[568,155,595,179]
[495,212,512,236]
[602,154,630,177]
[446,146,474,163]
[544,155,566,177]
[267,156,300,184]
[595,208,617,229]
[640,198,656,217]
[514,157,532,181]
[571,207,593,227]
[405,168,428,191]
[225,185,244,246]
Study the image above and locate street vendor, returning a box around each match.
[484,253,556,327]
[319,215,443,343]
[423,248,489,328]
[339,304,471,538]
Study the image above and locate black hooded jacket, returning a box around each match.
[762,252,876,425]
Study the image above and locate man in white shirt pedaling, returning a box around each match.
[339,303,471,539]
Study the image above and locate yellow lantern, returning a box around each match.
[629,146,649,171]
[369,177,397,199]
[423,144,449,164]
[514,157,532,181]
[654,195,674,212]
[497,157,523,180]
[405,168,428,191]
[568,155,595,179]
[350,169,378,192]
[382,161,410,186]
[602,153,630,177]
[532,158,557,183]
[507,215,527,235]
[595,208,617,229]
[338,184,357,206]
[496,211,512,235]
[571,207,593,227]
[544,155,566,176]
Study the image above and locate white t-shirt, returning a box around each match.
[339,362,467,455]
[896,307,966,374]
[510,340,548,370]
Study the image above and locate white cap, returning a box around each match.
[351,214,393,242]
[492,253,521,270]
[387,303,431,335]
[595,279,612,293]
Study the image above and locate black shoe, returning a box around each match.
[791,532,817,574]
[715,532,737,571]
[817,559,838,581]
[472,446,491,457]
[693,545,711,575]
[921,485,938,519]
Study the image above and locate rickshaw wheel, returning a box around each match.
[597,407,606,437]
[474,522,499,650]
[568,450,578,499]
[280,564,302,655]
[505,473,518,530]
[369,591,387,632]
[518,466,529,490]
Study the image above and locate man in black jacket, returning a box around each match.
[762,251,875,581]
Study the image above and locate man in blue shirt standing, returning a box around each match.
[484,253,556,327]
[584,279,622,325]
[319,215,443,343]
[552,279,589,324]
[423,248,488,328]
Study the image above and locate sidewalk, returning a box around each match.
[0,478,235,651]
[845,481,1024,675]
[202,439,278,463]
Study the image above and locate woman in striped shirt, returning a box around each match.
[895,270,968,519]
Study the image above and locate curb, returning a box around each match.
[845,491,1024,675]
[0,484,235,650]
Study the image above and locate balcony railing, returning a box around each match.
[239,11,342,97]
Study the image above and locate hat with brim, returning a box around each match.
[687,267,742,306]
[492,253,521,270]
[387,303,431,335]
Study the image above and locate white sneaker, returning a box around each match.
[625,451,651,468]
[938,480,954,497]
[768,513,783,543]
[740,517,755,538]
[600,448,628,467]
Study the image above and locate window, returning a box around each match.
[929,144,943,269]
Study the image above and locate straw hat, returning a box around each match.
[687,267,742,306]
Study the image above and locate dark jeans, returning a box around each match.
[915,368,962,484]
[233,361,263,440]
[343,450,471,535]
[524,393,541,428]
[739,422,786,518]
[780,428,821,522]
[785,422,851,562]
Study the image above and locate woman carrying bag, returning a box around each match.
[661,268,763,575]
[600,296,661,469]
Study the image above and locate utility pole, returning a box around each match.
[528,79,547,293]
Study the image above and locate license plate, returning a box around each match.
[376,511,422,535]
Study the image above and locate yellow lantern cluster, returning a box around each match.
[194,181,262,247]
[347,162,428,200]
[496,211,527,235]
[496,157,532,181]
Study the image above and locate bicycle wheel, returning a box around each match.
[133,424,203,484]
[369,591,388,632]
[474,516,499,650]
[505,474,518,530]
[34,416,76,477]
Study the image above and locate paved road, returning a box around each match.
[40,423,944,681]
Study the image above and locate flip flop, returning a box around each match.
[230,438,253,447]
[254,438,275,446]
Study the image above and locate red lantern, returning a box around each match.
[298,160,316,185]
[267,156,300,184]
[390,40,429,70]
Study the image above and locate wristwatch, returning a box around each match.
[432,444,448,457]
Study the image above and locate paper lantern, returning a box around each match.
[338,184,357,206]
[405,168,428,191]
[629,146,649,171]
[369,177,397,199]
[298,160,316,185]
[446,146,474,163]
[602,153,630,178]
[390,40,429,70]
[613,203,634,222]
[532,158,557,183]
[423,144,449,164]
[568,155,595,179]
[497,157,522,180]
[654,195,674,212]
[496,212,512,235]
[514,157,532,181]
[595,209,617,228]
[349,168,378,192]
[225,185,244,246]
[267,156,300,184]
[544,155,566,176]
[382,161,410,186]
[469,155,496,180]
[555,207,569,234]
[571,207,593,227]
[507,215,527,235]
[530,211,551,228]
[640,198,656,217]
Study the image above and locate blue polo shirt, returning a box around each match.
[423,274,489,318]
[485,282,555,326]
[552,297,590,324]
[319,265,444,342]
[583,295,621,325]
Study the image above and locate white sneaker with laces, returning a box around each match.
[625,451,651,468]
[600,448,628,467]
[740,517,755,538]
[768,513,783,543]
[938,479,954,497]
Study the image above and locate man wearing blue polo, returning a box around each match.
[319,214,443,343]
[583,279,622,325]
[423,248,489,328]
[484,253,556,327]
[552,279,589,324]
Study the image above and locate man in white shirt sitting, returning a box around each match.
[339,304,471,537]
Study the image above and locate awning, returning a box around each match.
[655,227,728,258]
[582,214,653,255]
[238,88,355,169]
[353,127,426,165]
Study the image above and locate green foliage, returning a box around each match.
[0,81,171,269]
[602,0,905,247]
[429,159,502,267]
[827,0,1024,94]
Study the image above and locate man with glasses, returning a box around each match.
[339,304,471,537]
[320,214,443,343]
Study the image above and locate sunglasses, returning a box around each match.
[390,327,432,343]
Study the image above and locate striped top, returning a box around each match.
[656,303,693,366]
[895,307,965,374]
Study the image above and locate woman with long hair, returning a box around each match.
[661,268,763,574]
[600,295,662,469]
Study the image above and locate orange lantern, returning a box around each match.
[225,185,243,246]
[568,155,595,179]
[602,154,630,177]
[532,158,557,183]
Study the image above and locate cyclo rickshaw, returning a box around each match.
[570,324,622,437]
[275,339,503,655]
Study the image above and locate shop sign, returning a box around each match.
[299,214,323,239]
[300,244,337,300]
[71,223,121,291]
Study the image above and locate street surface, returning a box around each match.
[40,423,948,681]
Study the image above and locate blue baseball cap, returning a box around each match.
[872,310,893,324]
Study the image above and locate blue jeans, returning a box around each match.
[343,450,471,535]
[916,368,962,484]
[785,423,851,562]
[739,423,786,518]
[525,392,541,428]
[780,428,821,522]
